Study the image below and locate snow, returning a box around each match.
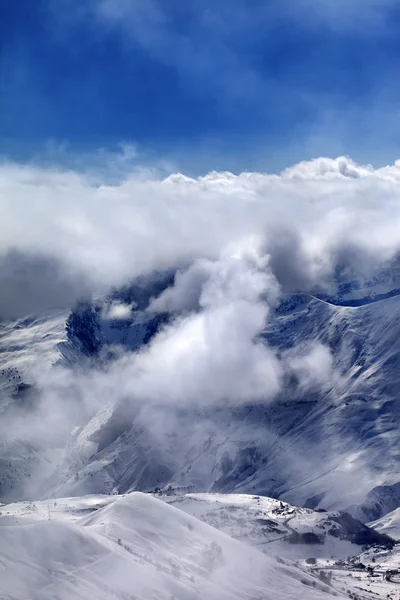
[2,288,400,516]
[350,483,400,524]
[0,492,344,600]
[163,493,369,560]
[2,277,400,599]
[2,491,399,600]
[33,289,398,516]
[370,507,400,541]
[0,310,67,375]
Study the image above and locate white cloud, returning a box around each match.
[2,155,400,320]
[126,244,282,406]
[104,302,134,320]
[283,342,335,392]
[149,260,211,314]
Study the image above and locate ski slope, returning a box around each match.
[0,492,343,600]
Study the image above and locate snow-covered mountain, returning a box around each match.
[319,259,400,306]
[1,260,400,599]
[23,271,398,516]
[0,311,68,500]
[58,271,174,364]
[0,491,350,600]
[2,490,399,600]
[369,505,400,542]
[162,492,394,558]
[349,483,400,524]
[1,263,400,529]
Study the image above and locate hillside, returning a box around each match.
[0,491,345,600]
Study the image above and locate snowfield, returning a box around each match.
[0,492,344,600]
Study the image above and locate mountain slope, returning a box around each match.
[348,483,400,524]
[1,270,400,518]
[38,288,400,513]
[369,506,400,541]
[162,493,394,559]
[0,491,343,600]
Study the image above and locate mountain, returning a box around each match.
[319,260,400,307]
[1,265,400,516]
[0,491,346,600]
[35,278,400,514]
[58,271,174,364]
[349,483,400,524]
[369,506,400,541]
[2,490,399,600]
[162,492,394,558]
[2,266,400,599]
[0,311,68,500]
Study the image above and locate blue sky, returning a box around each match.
[2,0,400,173]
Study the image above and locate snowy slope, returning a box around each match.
[0,492,344,600]
[369,507,400,541]
[259,292,400,511]
[349,483,400,524]
[0,310,67,375]
[0,311,69,501]
[162,493,393,560]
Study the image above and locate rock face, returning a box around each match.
[59,271,174,364]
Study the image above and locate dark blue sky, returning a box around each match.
[2,0,400,173]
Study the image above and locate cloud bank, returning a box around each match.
[2,155,400,321]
